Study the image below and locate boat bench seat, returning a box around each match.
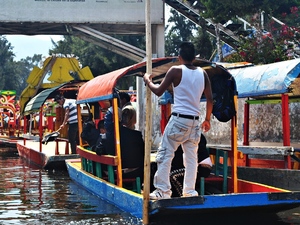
[199,148,228,195]
[77,146,141,193]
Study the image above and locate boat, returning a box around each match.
[216,59,300,190]
[65,57,300,222]
[17,55,94,170]
[0,90,23,147]
[0,136,23,148]
[17,81,89,170]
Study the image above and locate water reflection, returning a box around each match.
[0,148,300,225]
[0,148,142,225]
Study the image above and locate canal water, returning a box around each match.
[1,147,300,225]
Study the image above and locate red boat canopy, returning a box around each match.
[77,57,232,104]
[77,57,181,104]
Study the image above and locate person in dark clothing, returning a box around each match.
[119,91,132,108]
[81,119,100,149]
[120,126,145,180]
[55,95,78,154]
[169,133,212,197]
[105,107,145,181]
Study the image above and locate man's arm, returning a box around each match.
[201,71,213,132]
[60,107,70,129]
[143,67,179,96]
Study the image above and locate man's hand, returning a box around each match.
[143,73,152,86]
[201,120,210,132]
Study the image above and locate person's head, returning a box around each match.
[119,92,131,108]
[121,105,136,130]
[178,42,195,63]
[97,119,106,134]
[54,95,65,106]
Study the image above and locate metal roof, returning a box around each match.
[24,81,86,115]
[227,58,300,98]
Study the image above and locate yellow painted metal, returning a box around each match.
[19,56,94,114]
[77,104,83,147]
[113,97,123,187]
[26,66,42,87]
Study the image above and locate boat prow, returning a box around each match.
[17,139,79,170]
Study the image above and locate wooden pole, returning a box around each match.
[39,108,43,152]
[143,0,152,224]
[232,95,238,193]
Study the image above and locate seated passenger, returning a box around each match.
[105,104,144,181]
[97,119,106,137]
[119,91,132,109]
[169,133,212,197]
[80,113,99,149]
[93,119,107,155]
[121,105,136,130]
[119,125,145,181]
[104,99,122,135]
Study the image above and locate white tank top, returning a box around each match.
[172,65,205,116]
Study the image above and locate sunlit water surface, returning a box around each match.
[0,148,300,225]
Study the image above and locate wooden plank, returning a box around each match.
[238,146,294,156]
[207,144,294,156]
[77,146,118,166]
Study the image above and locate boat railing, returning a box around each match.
[76,146,141,193]
[199,148,229,195]
[207,144,295,169]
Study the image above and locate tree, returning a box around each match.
[13,55,43,95]
[0,36,16,91]
[184,0,300,63]
[224,6,299,64]
[49,35,144,90]
[198,0,300,23]
[192,27,214,60]
[165,9,197,56]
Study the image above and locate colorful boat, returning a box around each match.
[17,81,88,170]
[219,59,300,190]
[17,56,94,170]
[66,57,300,222]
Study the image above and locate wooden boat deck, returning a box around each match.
[17,139,70,155]
[17,139,79,170]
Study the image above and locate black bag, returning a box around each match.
[211,72,237,122]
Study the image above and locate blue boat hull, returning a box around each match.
[66,159,144,218]
[66,159,300,220]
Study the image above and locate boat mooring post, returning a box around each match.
[143,0,151,223]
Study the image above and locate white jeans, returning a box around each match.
[153,115,201,195]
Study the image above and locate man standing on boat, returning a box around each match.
[143,42,213,199]
[55,95,78,154]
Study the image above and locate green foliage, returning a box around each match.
[224,6,299,64]
[165,9,197,56]
[192,28,214,60]
[0,37,45,97]
[49,35,144,90]
[0,36,16,91]
[199,0,300,23]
